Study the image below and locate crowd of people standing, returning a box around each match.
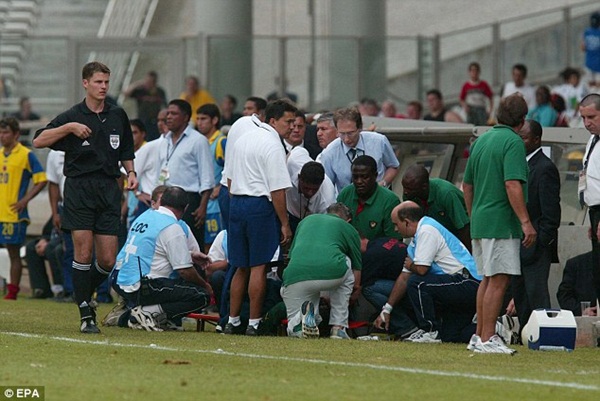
[2,18,600,352]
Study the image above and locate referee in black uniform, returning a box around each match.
[34,62,137,333]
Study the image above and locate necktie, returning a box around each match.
[348,148,357,162]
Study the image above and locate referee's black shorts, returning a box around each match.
[62,173,122,235]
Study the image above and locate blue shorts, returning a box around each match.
[228,195,280,268]
[0,221,27,245]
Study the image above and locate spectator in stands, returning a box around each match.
[404,101,423,120]
[286,152,336,233]
[1,117,47,300]
[527,86,558,127]
[281,202,362,339]
[179,75,216,124]
[112,186,212,331]
[553,67,588,120]
[423,89,463,123]
[196,103,226,251]
[401,164,471,252]
[359,98,380,117]
[25,217,64,299]
[124,71,167,141]
[459,62,494,126]
[557,251,597,316]
[242,96,267,120]
[550,94,569,127]
[10,96,41,139]
[375,201,480,343]
[381,100,401,118]
[581,12,600,88]
[501,64,536,110]
[337,155,400,240]
[320,107,399,192]
[219,94,242,128]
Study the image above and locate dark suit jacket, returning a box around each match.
[557,251,596,315]
[520,149,561,264]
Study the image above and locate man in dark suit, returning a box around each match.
[557,251,597,316]
[513,119,561,327]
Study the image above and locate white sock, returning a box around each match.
[228,316,241,326]
[248,318,262,329]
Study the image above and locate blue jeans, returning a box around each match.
[362,279,418,338]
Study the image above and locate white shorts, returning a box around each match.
[472,238,521,277]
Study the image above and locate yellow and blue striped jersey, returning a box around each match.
[0,143,47,223]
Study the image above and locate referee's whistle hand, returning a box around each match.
[70,122,92,139]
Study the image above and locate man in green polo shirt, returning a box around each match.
[401,164,471,251]
[337,155,401,240]
[281,203,362,340]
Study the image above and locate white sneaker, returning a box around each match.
[467,334,480,351]
[301,301,319,339]
[474,334,516,354]
[128,306,163,332]
[405,329,441,343]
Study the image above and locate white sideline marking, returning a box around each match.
[1,331,598,392]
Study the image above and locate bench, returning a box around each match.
[186,313,220,332]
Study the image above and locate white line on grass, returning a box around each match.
[2,331,598,392]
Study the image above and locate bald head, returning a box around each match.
[392,201,424,238]
[396,201,424,222]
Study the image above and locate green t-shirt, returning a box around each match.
[337,184,401,240]
[427,178,470,234]
[463,125,528,239]
[283,214,362,287]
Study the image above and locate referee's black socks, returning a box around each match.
[90,261,111,297]
[72,261,91,318]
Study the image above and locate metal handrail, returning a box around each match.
[88,0,158,102]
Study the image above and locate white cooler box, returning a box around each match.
[522,309,577,351]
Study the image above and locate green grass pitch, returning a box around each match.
[0,299,598,401]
